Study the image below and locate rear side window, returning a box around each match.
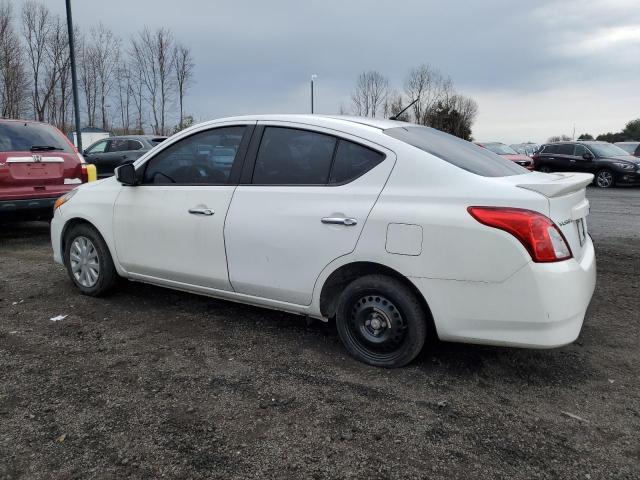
[86,140,108,154]
[330,140,384,184]
[384,126,526,177]
[142,126,245,185]
[253,127,336,184]
[541,145,557,154]
[0,122,73,153]
[109,139,142,152]
[557,144,574,155]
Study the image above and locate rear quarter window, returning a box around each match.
[384,126,526,177]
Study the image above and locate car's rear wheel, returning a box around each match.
[539,165,552,173]
[64,224,117,296]
[335,274,427,368]
[595,168,615,188]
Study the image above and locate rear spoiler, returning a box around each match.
[517,172,593,198]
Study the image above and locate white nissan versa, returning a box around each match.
[51,115,596,367]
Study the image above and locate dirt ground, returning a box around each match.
[1,187,639,480]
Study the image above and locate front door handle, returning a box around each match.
[188,207,214,216]
[321,217,357,226]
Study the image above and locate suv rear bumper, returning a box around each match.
[410,238,596,348]
[0,197,57,220]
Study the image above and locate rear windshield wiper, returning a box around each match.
[30,145,63,151]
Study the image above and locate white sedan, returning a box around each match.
[51,115,596,368]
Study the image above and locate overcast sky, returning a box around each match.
[44,0,640,143]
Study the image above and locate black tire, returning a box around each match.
[594,168,615,188]
[539,165,552,173]
[335,274,427,368]
[64,223,118,296]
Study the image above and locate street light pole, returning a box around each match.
[310,74,317,114]
[65,0,82,152]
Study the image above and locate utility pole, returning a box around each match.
[65,0,82,152]
[310,74,317,114]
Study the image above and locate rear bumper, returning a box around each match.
[411,238,596,348]
[0,197,57,220]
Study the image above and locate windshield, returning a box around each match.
[616,143,638,154]
[384,126,527,177]
[483,143,518,155]
[588,143,629,157]
[0,122,73,153]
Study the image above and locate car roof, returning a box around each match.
[203,114,409,131]
[109,135,166,140]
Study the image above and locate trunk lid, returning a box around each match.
[516,172,593,260]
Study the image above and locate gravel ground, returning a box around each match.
[1,187,639,480]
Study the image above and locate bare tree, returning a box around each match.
[22,0,51,120]
[131,27,175,135]
[89,23,119,130]
[0,1,28,118]
[172,42,193,130]
[404,64,452,125]
[383,90,409,121]
[114,61,132,134]
[79,32,98,126]
[44,15,70,130]
[351,70,389,118]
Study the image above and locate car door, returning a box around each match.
[224,123,395,305]
[83,139,110,177]
[113,123,254,290]
[572,144,597,173]
[553,143,576,171]
[103,138,145,176]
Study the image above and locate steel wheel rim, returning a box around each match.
[70,236,100,287]
[597,171,613,187]
[346,294,407,361]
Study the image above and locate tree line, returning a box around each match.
[0,0,194,136]
[344,64,479,140]
[574,119,640,143]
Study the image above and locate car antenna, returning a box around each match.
[389,98,419,121]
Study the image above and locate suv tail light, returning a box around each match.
[468,207,572,263]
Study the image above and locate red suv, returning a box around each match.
[0,119,90,221]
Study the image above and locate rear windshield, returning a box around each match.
[0,122,73,153]
[384,126,527,177]
[483,143,518,155]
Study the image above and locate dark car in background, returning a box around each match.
[474,142,534,170]
[0,119,89,221]
[83,135,166,178]
[615,142,640,157]
[533,141,640,188]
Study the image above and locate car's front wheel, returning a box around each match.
[595,168,615,188]
[64,224,118,296]
[335,274,427,368]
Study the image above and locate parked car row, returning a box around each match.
[477,140,640,188]
[533,141,640,188]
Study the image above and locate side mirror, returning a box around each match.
[115,163,138,186]
[582,152,594,161]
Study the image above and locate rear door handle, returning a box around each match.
[321,217,357,226]
[188,208,214,216]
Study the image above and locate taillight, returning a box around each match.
[468,207,572,263]
[79,163,89,183]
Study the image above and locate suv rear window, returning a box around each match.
[384,126,526,177]
[0,122,73,153]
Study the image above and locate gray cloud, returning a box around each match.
[43,0,640,142]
